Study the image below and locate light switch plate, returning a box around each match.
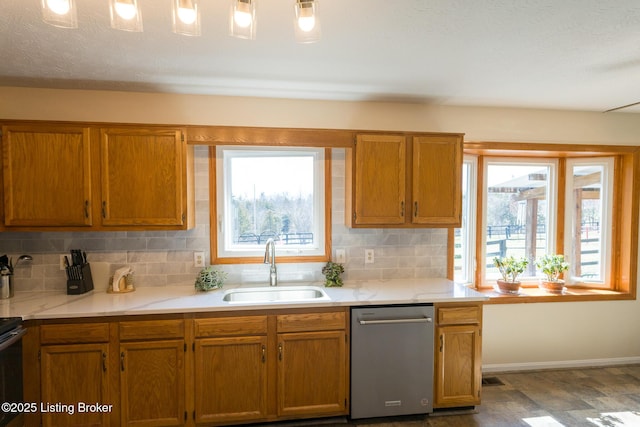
[335,249,346,263]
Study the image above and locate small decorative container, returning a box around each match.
[195,266,227,291]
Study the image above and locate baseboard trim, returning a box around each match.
[483,356,640,373]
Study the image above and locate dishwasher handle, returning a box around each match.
[359,317,432,325]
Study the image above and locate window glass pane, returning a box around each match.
[454,159,475,283]
[217,147,325,258]
[565,159,613,284]
[484,162,555,281]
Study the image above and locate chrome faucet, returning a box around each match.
[264,238,278,286]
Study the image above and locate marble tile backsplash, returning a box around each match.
[0,147,447,293]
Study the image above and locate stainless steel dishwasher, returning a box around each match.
[351,304,434,419]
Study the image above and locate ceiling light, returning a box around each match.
[230,0,256,40]
[109,0,143,32]
[172,0,201,36]
[41,0,78,29]
[294,0,320,43]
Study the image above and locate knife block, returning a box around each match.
[67,263,94,295]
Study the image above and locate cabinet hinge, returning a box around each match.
[180,133,185,142]
[353,212,356,221]
[193,411,196,420]
[192,342,195,352]
[38,349,41,362]
[182,212,186,222]
[184,411,187,421]
[184,343,187,352]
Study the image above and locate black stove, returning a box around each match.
[0,317,21,336]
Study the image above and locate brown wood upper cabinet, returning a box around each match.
[0,122,194,230]
[346,133,463,228]
[2,124,93,227]
[100,127,189,227]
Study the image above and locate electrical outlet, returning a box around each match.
[193,251,205,268]
[59,254,67,270]
[335,249,346,263]
[365,249,374,264]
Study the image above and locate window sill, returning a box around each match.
[478,286,635,304]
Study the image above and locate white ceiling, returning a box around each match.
[1,0,640,113]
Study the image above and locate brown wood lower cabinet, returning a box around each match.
[40,343,110,427]
[433,303,483,408]
[25,308,349,427]
[192,315,269,425]
[120,340,186,427]
[277,330,347,417]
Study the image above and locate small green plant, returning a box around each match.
[536,254,569,282]
[493,256,529,283]
[321,261,345,287]
[194,266,227,291]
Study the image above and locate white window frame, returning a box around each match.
[215,146,326,259]
[563,157,614,286]
[454,155,477,284]
[482,157,558,282]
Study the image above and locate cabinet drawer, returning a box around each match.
[277,311,345,333]
[41,323,110,344]
[437,305,481,326]
[119,319,184,341]
[194,316,268,337]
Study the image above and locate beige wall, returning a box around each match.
[2,86,640,370]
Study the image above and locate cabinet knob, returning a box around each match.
[278,343,283,361]
[400,201,404,217]
[414,201,418,217]
[261,345,266,363]
[102,352,107,372]
[120,352,125,371]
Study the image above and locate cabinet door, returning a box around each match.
[277,331,347,417]
[352,134,406,225]
[40,344,110,427]
[194,336,268,425]
[120,340,185,427]
[2,125,92,226]
[100,127,185,227]
[434,324,481,408]
[412,135,462,226]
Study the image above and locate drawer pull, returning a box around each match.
[359,317,432,325]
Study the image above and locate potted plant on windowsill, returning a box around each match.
[493,256,529,294]
[536,254,569,294]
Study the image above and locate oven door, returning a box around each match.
[0,326,26,427]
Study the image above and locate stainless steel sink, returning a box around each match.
[222,286,330,304]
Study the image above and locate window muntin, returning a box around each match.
[564,158,614,285]
[454,156,477,284]
[215,146,326,259]
[483,159,557,282]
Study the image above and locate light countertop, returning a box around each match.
[1,278,487,320]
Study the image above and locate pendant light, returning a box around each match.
[229,0,256,40]
[294,0,320,43]
[172,0,201,36]
[41,0,78,29]
[109,0,143,32]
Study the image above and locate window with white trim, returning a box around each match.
[454,156,477,284]
[483,158,557,282]
[563,158,614,286]
[214,146,327,261]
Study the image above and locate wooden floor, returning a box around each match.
[354,365,640,427]
[264,365,640,427]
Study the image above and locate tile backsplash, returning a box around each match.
[0,147,447,293]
